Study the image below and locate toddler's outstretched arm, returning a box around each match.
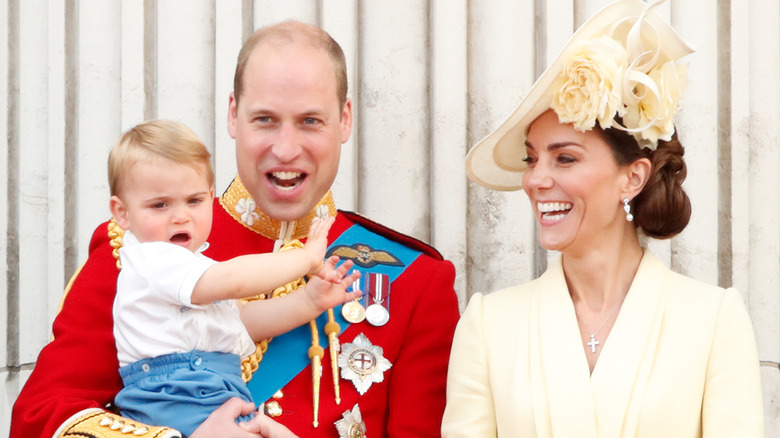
[192,217,335,305]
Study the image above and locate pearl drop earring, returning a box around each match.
[623,198,634,222]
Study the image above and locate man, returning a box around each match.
[11,20,460,438]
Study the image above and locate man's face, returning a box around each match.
[228,42,352,222]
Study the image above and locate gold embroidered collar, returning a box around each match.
[218,176,338,241]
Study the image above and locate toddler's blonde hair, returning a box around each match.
[108,119,214,196]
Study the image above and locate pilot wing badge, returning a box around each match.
[327,243,404,269]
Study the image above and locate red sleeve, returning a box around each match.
[11,222,123,438]
[386,258,460,436]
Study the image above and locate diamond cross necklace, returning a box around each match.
[577,300,624,354]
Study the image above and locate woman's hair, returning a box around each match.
[108,119,214,196]
[596,124,691,239]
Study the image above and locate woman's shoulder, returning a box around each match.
[659,262,737,301]
[643,252,745,318]
[642,250,729,293]
[667,272,745,319]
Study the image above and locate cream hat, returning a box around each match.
[466,0,694,191]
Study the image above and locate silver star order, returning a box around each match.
[338,333,392,395]
[334,404,366,438]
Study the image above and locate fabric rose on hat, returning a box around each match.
[551,36,629,132]
[623,60,688,146]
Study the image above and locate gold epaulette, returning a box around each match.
[59,410,180,438]
[108,219,125,270]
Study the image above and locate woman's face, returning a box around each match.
[522,110,629,255]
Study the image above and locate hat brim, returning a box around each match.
[465,0,693,191]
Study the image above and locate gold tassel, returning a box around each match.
[324,309,341,404]
[308,320,324,428]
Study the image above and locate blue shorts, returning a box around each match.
[116,350,254,436]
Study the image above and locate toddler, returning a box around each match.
[107,120,360,436]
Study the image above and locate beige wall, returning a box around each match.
[2,0,778,435]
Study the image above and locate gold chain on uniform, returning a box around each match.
[238,240,308,382]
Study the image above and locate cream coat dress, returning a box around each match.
[442,250,763,437]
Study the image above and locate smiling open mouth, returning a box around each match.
[538,202,572,221]
[269,171,305,192]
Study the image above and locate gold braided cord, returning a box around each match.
[238,238,344,426]
[108,219,125,270]
[240,240,306,383]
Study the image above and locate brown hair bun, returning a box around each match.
[632,132,691,239]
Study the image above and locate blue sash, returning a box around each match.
[245,223,422,403]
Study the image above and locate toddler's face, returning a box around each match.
[112,160,214,252]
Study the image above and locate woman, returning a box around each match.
[442,0,764,437]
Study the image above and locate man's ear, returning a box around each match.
[340,97,353,144]
[227,92,238,139]
[623,157,652,200]
[109,195,131,230]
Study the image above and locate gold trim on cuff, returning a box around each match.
[59,410,179,438]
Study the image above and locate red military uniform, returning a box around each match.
[11,177,460,438]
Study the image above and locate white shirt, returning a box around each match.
[113,231,256,367]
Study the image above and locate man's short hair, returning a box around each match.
[233,20,348,111]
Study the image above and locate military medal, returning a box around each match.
[338,333,392,395]
[342,300,366,324]
[342,276,366,323]
[365,303,389,326]
[364,272,390,326]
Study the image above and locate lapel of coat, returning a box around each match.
[590,250,668,437]
[531,256,598,438]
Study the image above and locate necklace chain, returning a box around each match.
[575,299,624,354]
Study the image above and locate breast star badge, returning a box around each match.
[338,333,392,395]
[335,404,367,438]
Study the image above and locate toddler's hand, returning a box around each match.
[305,258,362,312]
[238,409,299,437]
[304,216,335,274]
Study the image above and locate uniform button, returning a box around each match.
[264,400,283,417]
[272,390,284,399]
[141,364,151,372]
